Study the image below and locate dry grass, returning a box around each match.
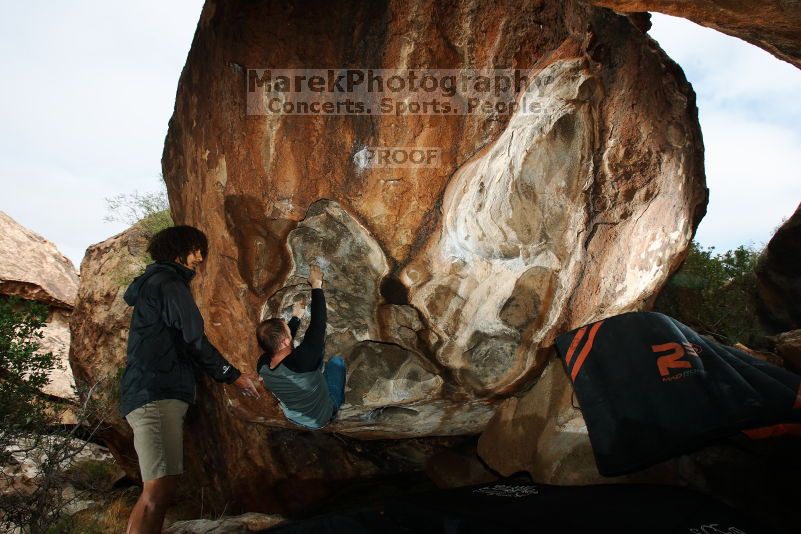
[47,491,135,534]
[64,485,202,533]
[80,495,132,532]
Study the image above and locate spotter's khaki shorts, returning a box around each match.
[125,399,188,481]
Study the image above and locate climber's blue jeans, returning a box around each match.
[323,356,346,414]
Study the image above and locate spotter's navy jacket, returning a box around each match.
[119,261,240,416]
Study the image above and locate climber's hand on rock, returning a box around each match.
[292,299,306,318]
[309,264,323,289]
[233,375,260,398]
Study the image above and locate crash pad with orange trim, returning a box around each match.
[555,311,801,476]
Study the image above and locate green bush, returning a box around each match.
[0,297,110,533]
[104,187,173,238]
[0,297,56,460]
[653,241,766,348]
[105,186,174,287]
[137,208,173,238]
[64,459,119,492]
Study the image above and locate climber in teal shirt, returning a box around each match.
[255,264,346,429]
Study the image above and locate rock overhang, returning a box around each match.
[159,0,707,438]
[73,0,711,511]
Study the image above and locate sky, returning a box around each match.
[648,13,801,252]
[0,5,799,269]
[0,0,205,267]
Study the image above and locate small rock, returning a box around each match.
[164,513,284,534]
[775,329,801,373]
[732,343,785,368]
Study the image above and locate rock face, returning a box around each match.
[69,226,481,511]
[0,212,78,308]
[164,513,284,534]
[477,356,711,486]
[757,202,801,333]
[0,211,78,401]
[591,1,801,70]
[37,310,75,400]
[775,329,801,373]
[477,357,598,484]
[161,0,705,429]
[68,228,150,476]
[71,0,709,514]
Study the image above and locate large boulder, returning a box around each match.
[757,202,801,333]
[72,0,709,513]
[68,227,150,476]
[161,0,704,426]
[69,225,483,512]
[591,0,801,70]
[0,211,78,401]
[0,211,78,308]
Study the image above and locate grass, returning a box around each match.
[64,459,120,492]
[51,493,135,534]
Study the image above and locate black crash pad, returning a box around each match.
[555,311,801,476]
[265,479,781,533]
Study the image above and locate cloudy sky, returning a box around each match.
[648,14,801,253]
[1,4,799,269]
[0,0,204,267]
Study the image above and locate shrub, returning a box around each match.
[105,185,174,286]
[104,187,173,238]
[0,297,109,533]
[64,459,119,492]
[0,297,55,461]
[654,241,766,348]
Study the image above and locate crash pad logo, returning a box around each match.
[473,484,539,498]
[651,341,701,381]
[688,524,748,534]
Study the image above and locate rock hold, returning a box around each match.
[344,341,443,408]
[775,329,801,373]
